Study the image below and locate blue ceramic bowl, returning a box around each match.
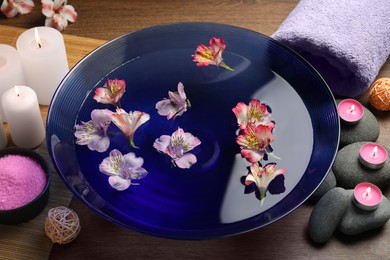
[47,23,339,239]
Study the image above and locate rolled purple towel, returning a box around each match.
[272,0,390,97]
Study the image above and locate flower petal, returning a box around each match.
[1,1,18,17]
[41,0,54,17]
[93,87,114,104]
[108,176,131,191]
[240,149,263,163]
[53,0,65,9]
[244,173,256,186]
[153,135,171,153]
[177,82,187,100]
[156,82,188,120]
[91,109,113,129]
[192,44,215,66]
[99,149,124,176]
[59,4,77,22]
[155,99,177,119]
[232,102,248,128]
[123,152,144,168]
[209,37,226,65]
[132,111,150,130]
[87,135,110,153]
[51,13,68,31]
[183,132,201,152]
[175,153,197,169]
[44,17,54,27]
[12,0,34,15]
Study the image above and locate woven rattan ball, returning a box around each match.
[45,206,81,244]
[369,78,390,111]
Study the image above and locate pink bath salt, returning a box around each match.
[0,155,46,210]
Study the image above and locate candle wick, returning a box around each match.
[347,104,356,115]
[363,187,371,199]
[370,146,379,159]
[38,42,42,48]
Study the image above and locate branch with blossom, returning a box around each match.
[153,127,201,169]
[99,149,148,191]
[1,0,34,18]
[232,99,273,130]
[93,79,126,109]
[41,0,77,31]
[244,162,287,202]
[192,37,234,71]
[74,109,113,153]
[111,109,150,149]
[155,82,191,120]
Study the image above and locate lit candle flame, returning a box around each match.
[347,104,356,115]
[14,86,20,97]
[370,146,379,159]
[363,187,371,199]
[34,28,42,48]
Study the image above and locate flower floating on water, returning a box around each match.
[41,0,77,31]
[244,162,287,201]
[1,0,34,18]
[192,37,233,71]
[111,108,150,149]
[74,109,113,152]
[99,149,148,191]
[155,82,190,120]
[233,99,273,129]
[236,124,275,163]
[93,79,126,108]
[153,127,201,169]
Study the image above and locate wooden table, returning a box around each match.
[2,1,390,259]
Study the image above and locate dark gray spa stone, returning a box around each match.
[336,99,379,148]
[338,190,390,235]
[309,187,350,243]
[310,170,337,201]
[333,142,390,189]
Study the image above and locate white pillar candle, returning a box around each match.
[0,116,7,149]
[0,44,27,121]
[2,86,45,149]
[16,27,69,105]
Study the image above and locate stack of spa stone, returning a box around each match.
[308,99,390,243]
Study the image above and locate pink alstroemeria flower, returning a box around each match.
[93,79,126,108]
[111,109,150,148]
[232,99,273,129]
[1,0,34,18]
[245,162,286,201]
[99,149,148,191]
[41,0,77,31]
[74,109,113,152]
[153,127,201,169]
[236,124,275,163]
[192,37,233,71]
[155,82,190,120]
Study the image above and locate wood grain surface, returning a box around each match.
[1,1,390,259]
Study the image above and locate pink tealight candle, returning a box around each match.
[359,143,388,170]
[352,182,382,211]
[338,99,364,124]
